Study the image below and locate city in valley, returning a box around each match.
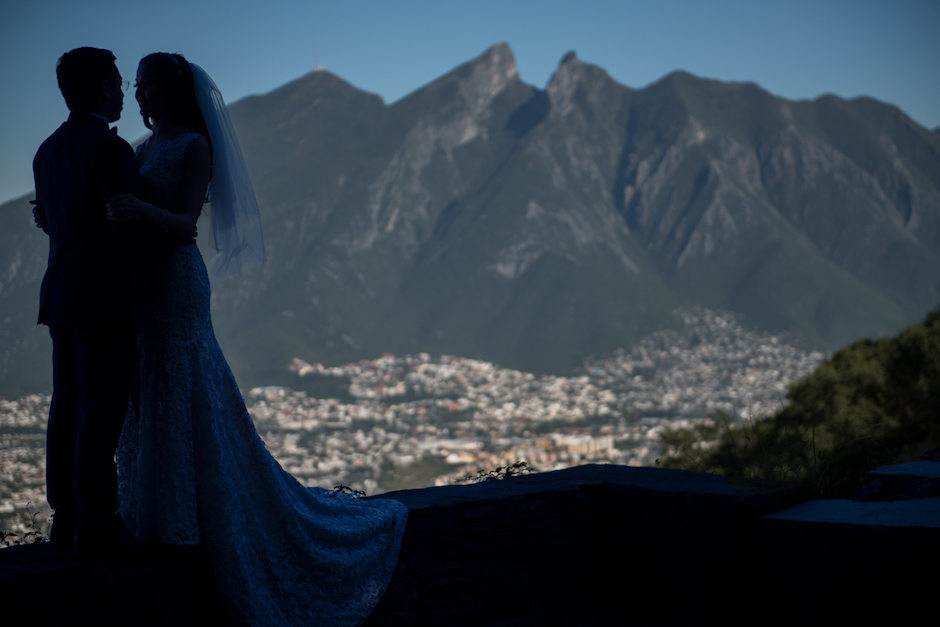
[1,309,823,540]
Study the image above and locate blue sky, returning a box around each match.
[2,0,938,205]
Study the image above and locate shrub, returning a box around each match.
[660,307,940,498]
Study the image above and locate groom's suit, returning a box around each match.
[34,111,149,547]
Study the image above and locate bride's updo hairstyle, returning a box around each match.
[140,52,212,160]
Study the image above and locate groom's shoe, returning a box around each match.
[49,506,76,553]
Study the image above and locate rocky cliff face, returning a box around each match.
[0,194,50,396]
[1,43,938,396]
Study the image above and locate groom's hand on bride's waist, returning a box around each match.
[182,226,197,245]
[106,193,149,221]
[30,199,48,232]
[107,194,198,245]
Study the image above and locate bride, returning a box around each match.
[106,52,407,626]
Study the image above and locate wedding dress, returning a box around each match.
[116,133,407,626]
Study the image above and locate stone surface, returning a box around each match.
[853,460,940,501]
[366,465,778,626]
[1,463,936,626]
[0,543,219,626]
[922,446,940,462]
[766,495,940,526]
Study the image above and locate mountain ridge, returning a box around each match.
[0,43,937,397]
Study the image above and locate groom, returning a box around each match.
[33,47,150,557]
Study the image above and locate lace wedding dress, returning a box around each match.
[117,133,407,626]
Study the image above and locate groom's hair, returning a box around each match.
[56,47,119,112]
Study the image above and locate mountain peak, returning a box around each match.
[546,51,583,113]
[466,42,519,101]
[480,42,516,66]
[545,49,620,117]
[396,43,519,114]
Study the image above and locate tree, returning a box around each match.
[660,307,940,498]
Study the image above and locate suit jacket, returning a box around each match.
[34,111,151,327]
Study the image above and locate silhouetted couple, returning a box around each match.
[34,47,406,626]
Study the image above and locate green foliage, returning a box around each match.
[332,485,366,498]
[660,307,940,498]
[454,461,533,484]
[0,502,50,548]
[1,529,46,548]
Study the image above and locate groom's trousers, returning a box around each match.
[46,324,137,525]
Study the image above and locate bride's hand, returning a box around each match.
[107,193,160,222]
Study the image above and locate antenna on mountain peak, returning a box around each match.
[314,51,324,73]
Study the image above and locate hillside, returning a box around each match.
[1,43,938,396]
[660,306,940,497]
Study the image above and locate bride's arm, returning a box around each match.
[176,136,211,234]
[106,137,210,241]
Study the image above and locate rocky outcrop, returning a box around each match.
[853,460,940,501]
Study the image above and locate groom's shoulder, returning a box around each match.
[35,116,137,182]
[35,119,70,152]
[38,114,108,150]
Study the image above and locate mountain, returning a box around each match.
[0,193,49,396]
[1,43,938,397]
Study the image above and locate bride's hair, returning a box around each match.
[140,52,212,163]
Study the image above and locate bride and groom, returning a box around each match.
[34,47,407,626]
